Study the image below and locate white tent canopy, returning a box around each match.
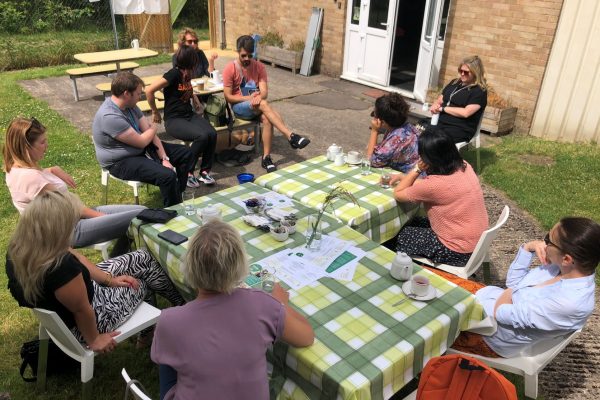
[112,0,169,14]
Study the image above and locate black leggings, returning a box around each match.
[165,114,217,173]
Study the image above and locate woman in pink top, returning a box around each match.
[391,127,488,266]
[3,117,144,255]
[152,220,314,400]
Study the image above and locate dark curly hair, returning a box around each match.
[374,93,409,128]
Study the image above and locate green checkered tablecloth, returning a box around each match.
[130,183,486,400]
[254,155,420,244]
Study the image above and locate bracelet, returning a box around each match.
[103,271,112,287]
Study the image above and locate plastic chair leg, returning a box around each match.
[36,337,49,392]
[523,373,539,399]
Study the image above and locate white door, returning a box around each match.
[413,0,444,101]
[343,0,398,86]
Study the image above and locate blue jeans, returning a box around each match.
[232,100,261,119]
[159,364,177,400]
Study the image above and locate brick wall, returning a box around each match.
[218,0,348,76]
[440,0,563,134]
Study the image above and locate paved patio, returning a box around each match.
[18,56,600,400]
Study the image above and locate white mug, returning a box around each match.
[410,275,430,297]
[131,39,140,50]
[211,70,222,84]
[334,153,345,167]
[347,151,360,164]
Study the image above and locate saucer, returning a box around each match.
[401,281,437,301]
[346,160,361,166]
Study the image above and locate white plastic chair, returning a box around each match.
[101,168,144,205]
[33,302,161,399]
[447,329,582,399]
[456,113,484,172]
[413,205,510,280]
[122,368,152,400]
[87,239,115,261]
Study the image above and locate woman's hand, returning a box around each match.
[389,173,403,186]
[110,275,140,290]
[161,159,174,171]
[270,283,289,305]
[152,110,162,124]
[523,240,548,265]
[370,116,383,131]
[50,166,77,189]
[89,331,120,353]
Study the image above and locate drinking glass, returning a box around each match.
[380,171,391,189]
[304,214,322,251]
[182,192,195,216]
[361,158,371,175]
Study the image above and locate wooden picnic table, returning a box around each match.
[191,78,224,96]
[74,48,158,71]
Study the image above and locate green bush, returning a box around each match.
[260,31,284,48]
[0,2,26,33]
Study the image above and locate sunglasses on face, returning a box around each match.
[459,69,471,76]
[186,39,199,44]
[240,53,254,59]
[543,232,563,252]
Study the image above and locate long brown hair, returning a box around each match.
[2,117,46,172]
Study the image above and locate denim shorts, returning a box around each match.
[232,101,261,120]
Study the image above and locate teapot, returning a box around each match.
[327,144,342,161]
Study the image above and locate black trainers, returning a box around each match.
[261,155,277,173]
[289,133,310,149]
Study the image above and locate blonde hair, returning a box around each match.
[2,117,46,172]
[177,27,198,46]
[8,191,82,304]
[455,55,488,90]
[185,220,248,294]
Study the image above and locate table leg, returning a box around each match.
[116,61,121,72]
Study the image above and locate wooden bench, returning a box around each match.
[95,74,163,97]
[66,62,139,101]
[136,99,165,114]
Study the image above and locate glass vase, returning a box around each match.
[304,214,323,251]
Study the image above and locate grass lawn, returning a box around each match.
[0,58,598,398]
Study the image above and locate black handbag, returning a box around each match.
[20,339,78,382]
[136,208,178,224]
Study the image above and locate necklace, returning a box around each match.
[446,83,469,107]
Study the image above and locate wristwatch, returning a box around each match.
[161,156,170,162]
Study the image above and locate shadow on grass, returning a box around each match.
[462,147,498,174]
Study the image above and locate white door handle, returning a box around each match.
[380,22,388,26]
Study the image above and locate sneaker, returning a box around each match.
[261,155,277,173]
[186,175,200,188]
[198,171,216,185]
[289,132,310,149]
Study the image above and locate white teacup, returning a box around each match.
[347,151,360,164]
[131,39,139,50]
[410,275,430,297]
[334,153,345,167]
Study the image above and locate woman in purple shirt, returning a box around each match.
[151,220,314,400]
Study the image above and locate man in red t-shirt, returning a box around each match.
[222,35,310,173]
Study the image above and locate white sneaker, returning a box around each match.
[198,171,216,185]
[187,175,201,188]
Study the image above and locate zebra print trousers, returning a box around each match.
[72,249,185,341]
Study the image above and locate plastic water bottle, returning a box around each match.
[430,113,440,126]
[390,252,413,281]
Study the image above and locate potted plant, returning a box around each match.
[257,31,304,75]
[305,185,358,250]
[481,87,518,136]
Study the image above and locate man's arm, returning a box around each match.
[113,120,156,149]
[258,80,268,100]
[223,86,252,105]
[138,116,174,169]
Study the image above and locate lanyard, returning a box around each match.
[110,99,140,133]
[446,84,469,107]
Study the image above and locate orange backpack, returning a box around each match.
[417,354,517,400]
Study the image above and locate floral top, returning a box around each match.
[370,122,419,173]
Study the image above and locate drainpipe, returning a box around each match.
[220,0,226,49]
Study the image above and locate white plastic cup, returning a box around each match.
[422,102,429,112]
[131,39,140,50]
[334,153,345,167]
[431,113,440,126]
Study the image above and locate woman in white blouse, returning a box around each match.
[3,117,144,255]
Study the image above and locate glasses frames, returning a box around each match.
[543,232,564,252]
[240,53,254,59]
[459,69,471,76]
[185,39,199,44]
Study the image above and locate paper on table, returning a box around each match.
[326,248,366,281]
